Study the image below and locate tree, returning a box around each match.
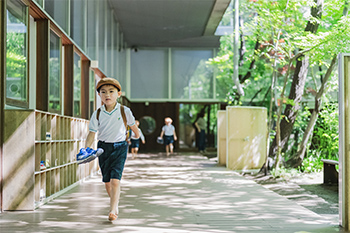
[287,1,349,167]
[269,0,324,162]
[208,0,349,171]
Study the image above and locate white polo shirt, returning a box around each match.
[162,124,175,136]
[89,103,136,142]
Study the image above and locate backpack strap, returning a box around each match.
[120,105,127,128]
[120,105,130,140]
[96,108,101,121]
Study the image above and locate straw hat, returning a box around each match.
[96,77,121,92]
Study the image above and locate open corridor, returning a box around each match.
[0,153,346,233]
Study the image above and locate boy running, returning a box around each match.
[85,78,140,222]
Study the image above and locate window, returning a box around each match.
[139,116,156,135]
[98,0,106,72]
[73,52,81,117]
[49,30,61,113]
[87,0,97,60]
[89,70,95,117]
[130,49,168,99]
[70,0,85,50]
[6,0,28,107]
[172,49,214,100]
[44,0,69,34]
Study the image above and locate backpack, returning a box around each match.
[96,105,131,141]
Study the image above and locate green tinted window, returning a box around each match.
[6,0,28,107]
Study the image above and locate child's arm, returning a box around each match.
[139,129,146,144]
[85,131,96,148]
[160,130,164,138]
[173,129,177,141]
[130,124,140,139]
[194,121,201,132]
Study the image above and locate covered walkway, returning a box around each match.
[0,153,345,233]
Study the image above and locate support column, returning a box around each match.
[0,0,6,213]
[36,19,50,112]
[64,45,74,117]
[81,60,90,120]
[339,53,350,230]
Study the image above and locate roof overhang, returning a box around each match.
[109,0,231,48]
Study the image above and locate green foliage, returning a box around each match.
[295,0,350,66]
[301,151,323,173]
[6,31,27,101]
[6,51,26,78]
[208,35,234,101]
[207,33,273,106]
[49,57,61,112]
[6,31,25,55]
[6,32,26,78]
[182,60,214,99]
[295,103,339,173]
[286,105,311,158]
[270,167,300,180]
[310,103,339,159]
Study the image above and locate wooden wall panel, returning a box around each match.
[36,19,49,111]
[81,60,90,120]
[64,45,74,116]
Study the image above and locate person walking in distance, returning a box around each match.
[159,117,177,156]
[194,112,206,153]
[129,120,146,159]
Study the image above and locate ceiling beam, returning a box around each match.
[203,0,231,36]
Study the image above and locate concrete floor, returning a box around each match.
[0,152,348,233]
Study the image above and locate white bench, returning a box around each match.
[321,159,338,184]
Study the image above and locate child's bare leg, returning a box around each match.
[105,182,111,197]
[131,148,136,159]
[166,145,170,156]
[170,143,174,154]
[110,179,121,214]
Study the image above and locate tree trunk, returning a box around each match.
[287,52,338,168]
[269,0,323,160]
[270,56,309,155]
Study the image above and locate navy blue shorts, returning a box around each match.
[164,135,174,145]
[97,141,128,182]
[130,139,140,148]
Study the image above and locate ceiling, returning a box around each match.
[108,0,231,48]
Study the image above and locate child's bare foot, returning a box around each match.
[108,212,118,222]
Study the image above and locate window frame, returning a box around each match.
[48,28,62,114]
[5,0,29,108]
[73,49,81,118]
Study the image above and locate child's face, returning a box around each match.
[98,85,121,107]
